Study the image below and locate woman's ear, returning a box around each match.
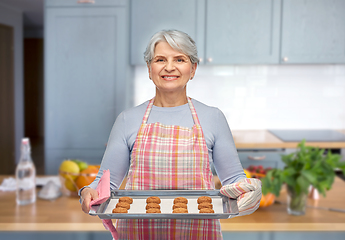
[190,62,197,79]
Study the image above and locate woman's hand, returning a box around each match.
[80,187,99,214]
[220,178,262,217]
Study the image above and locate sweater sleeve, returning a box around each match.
[212,110,246,185]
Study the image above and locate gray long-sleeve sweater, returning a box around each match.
[87,98,246,191]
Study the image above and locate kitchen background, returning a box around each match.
[1,0,345,173]
[1,1,345,240]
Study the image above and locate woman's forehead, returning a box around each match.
[154,42,187,57]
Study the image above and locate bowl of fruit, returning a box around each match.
[245,165,275,208]
[59,159,100,197]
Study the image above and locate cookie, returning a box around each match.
[146,203,161,210]
[146,208,161,213]
[173,197,188,204]
[146,196,161,204]
[172,203,187,210]
[118,197,133,204]
[116,202,131,210]
[198,202,213,210]
[197,196,212,204]
[112,207,128,213]
[199,208,215,213]
[173,208,188,213]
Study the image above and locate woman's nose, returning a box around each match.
[165,60,175,71]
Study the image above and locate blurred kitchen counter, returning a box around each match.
[0,175,345,232]
[220,176,345,231]
[232,130,345,149]
[0,175,106,232]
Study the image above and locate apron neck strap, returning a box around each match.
[187,97,201,126]
[142,98,155,124]
[142,97,201,125]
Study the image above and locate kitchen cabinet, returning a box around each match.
[130,0,205,65]
[130,0,280,65]
[238,149,285,170]
[205,0,281,64]
[131,0,345,65]
[44,0,132,174]
[281,0,345,64]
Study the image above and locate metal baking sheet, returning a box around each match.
[89,190,239,219]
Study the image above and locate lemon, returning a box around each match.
[243,169,251,178]
[59,160,80,180]
[64,178,77,192]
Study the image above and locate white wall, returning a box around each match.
[0,3,23,162]
[134,65,345,130]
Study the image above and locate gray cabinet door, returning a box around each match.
[238,150,285,170]
[130,0,205,65]
[205,0,281,64]
[45,6,129,173]
[281,0,345,64]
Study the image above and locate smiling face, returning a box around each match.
[148,41,197,96]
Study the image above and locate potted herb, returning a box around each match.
[261,140,345,215]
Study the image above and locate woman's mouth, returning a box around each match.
[162,75,179,80]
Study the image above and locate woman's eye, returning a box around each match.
[156,59,164,62]
[177,59,184,62]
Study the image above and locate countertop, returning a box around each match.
[1,175,345,232]
[232,130,345,149]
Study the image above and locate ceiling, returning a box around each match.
[0,0,44,28]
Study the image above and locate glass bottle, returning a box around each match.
[16,138,36,205]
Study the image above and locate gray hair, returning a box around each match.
[144,30,199,65]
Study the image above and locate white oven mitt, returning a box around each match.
[220,178,262,217]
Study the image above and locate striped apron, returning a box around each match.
[116,98,223,239]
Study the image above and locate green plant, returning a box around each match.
[261,140,345,197]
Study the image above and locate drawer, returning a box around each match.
[238,149,285,169]
[240,160,278,170]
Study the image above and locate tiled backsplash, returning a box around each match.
[134,65,345,130]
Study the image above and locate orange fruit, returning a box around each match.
[75,165,99,189]
[260,193,275,207]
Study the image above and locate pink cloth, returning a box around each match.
[89,169,118,240]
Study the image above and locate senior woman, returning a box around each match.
[80,30,261,239]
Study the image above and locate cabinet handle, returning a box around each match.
[248,155,266,161]
[77,0,95,3]
[207,57,213,63]
[282,57,288,62]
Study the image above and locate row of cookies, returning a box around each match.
[112,197,133,213]
[146,196,161,213]
[172,197,188,213]
[197,196,214,213]
[112,196,216,214]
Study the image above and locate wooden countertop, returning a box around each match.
[232,130,345,149]
[1,175,345,232]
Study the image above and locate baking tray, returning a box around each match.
[89,190,239,219]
